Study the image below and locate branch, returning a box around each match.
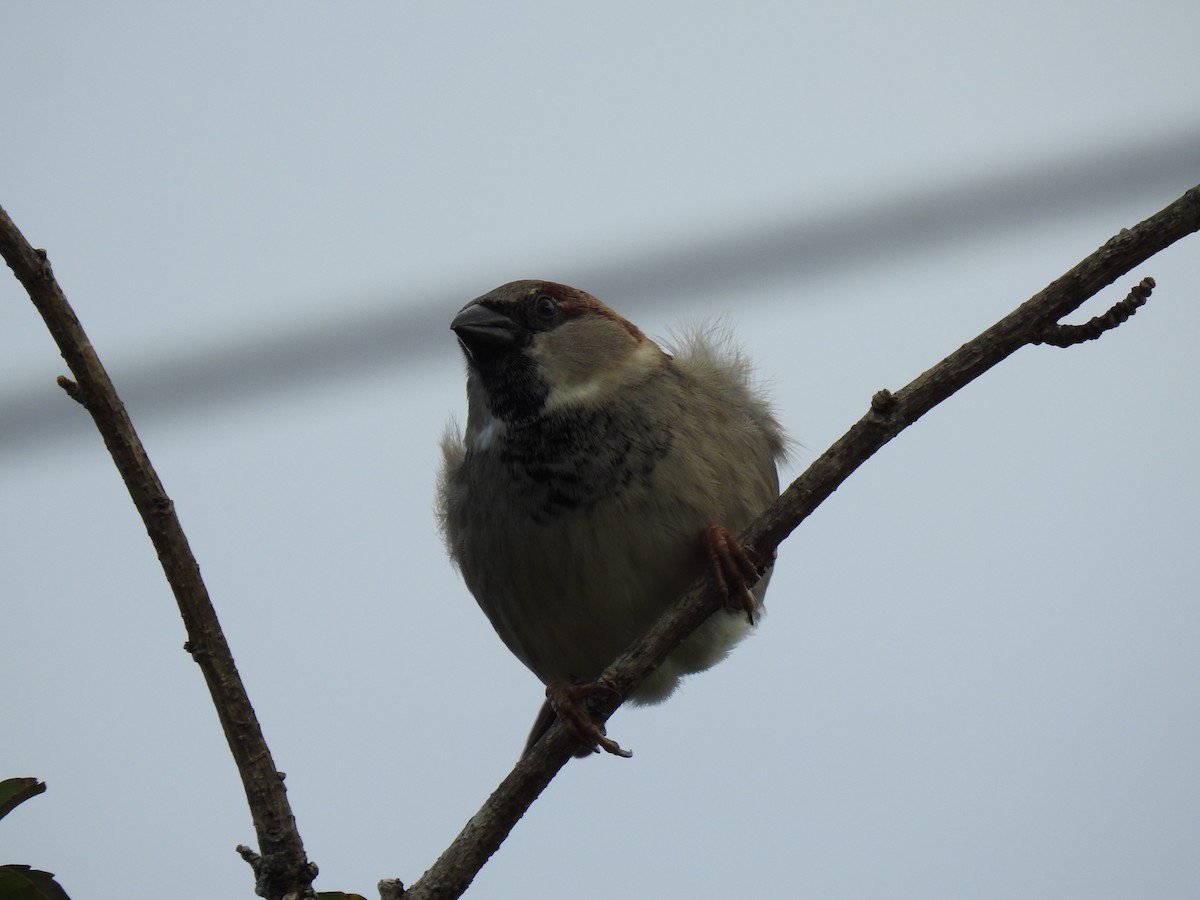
[0,205,317,900]
[6,183,1197,900]
[401,184,1200,899]
[1033,276,1155,347]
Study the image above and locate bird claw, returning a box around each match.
[545,681,632,758]
[704,523,761,625]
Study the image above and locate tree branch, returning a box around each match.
[401,184,1200,899]
[0,205,317,900]
[1033,275,1155,347]
[6,183,1197,900]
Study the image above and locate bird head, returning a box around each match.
[451,280,667,429]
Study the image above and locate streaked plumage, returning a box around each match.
[438,280,786,754]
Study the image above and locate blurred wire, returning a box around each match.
[3,129,1198,456]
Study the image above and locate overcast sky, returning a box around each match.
[3,4,1198,899]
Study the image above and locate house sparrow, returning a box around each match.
[438,280,786,757]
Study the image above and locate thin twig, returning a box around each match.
[5,183,1197,900]
[0,205,317,900]
[1035,276,1156,347]
[402,183,1200,899]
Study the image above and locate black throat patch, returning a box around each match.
[495,403,674,523]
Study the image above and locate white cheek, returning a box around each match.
[545,377,604,410]
[543,339,663,411]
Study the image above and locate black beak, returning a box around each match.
[451,303,522,359]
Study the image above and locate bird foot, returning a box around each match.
[704,523,761,625]
[545,681,632,758]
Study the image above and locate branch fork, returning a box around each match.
[2,183,1197,900]
[1035,275,1156,347]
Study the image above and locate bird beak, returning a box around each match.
[451,303,521,359]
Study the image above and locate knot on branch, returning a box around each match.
[870,388,896,413]
[56,375,88,406]
[236,843,319,900]
[1035,276,1155,348]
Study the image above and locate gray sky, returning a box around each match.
[2,4,1198,899]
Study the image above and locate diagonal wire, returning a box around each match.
[3,129,1199,457]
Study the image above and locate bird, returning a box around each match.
[437,280,787,757]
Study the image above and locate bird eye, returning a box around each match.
[533,293,559,323]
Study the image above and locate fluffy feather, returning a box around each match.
[437,280,786,753]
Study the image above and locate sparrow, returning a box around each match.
[437,280,786,757]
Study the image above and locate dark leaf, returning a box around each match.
[0,781,46,823]
[0,865,72,900]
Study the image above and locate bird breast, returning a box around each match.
[442,358,776,701]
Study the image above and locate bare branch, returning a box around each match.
[1035,276,1155,347]
[403,184,1200,899]
[6,181,1197,900]
[0,205,317,900]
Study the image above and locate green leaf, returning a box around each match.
[0,865,72,900]
[0,781,46,823]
